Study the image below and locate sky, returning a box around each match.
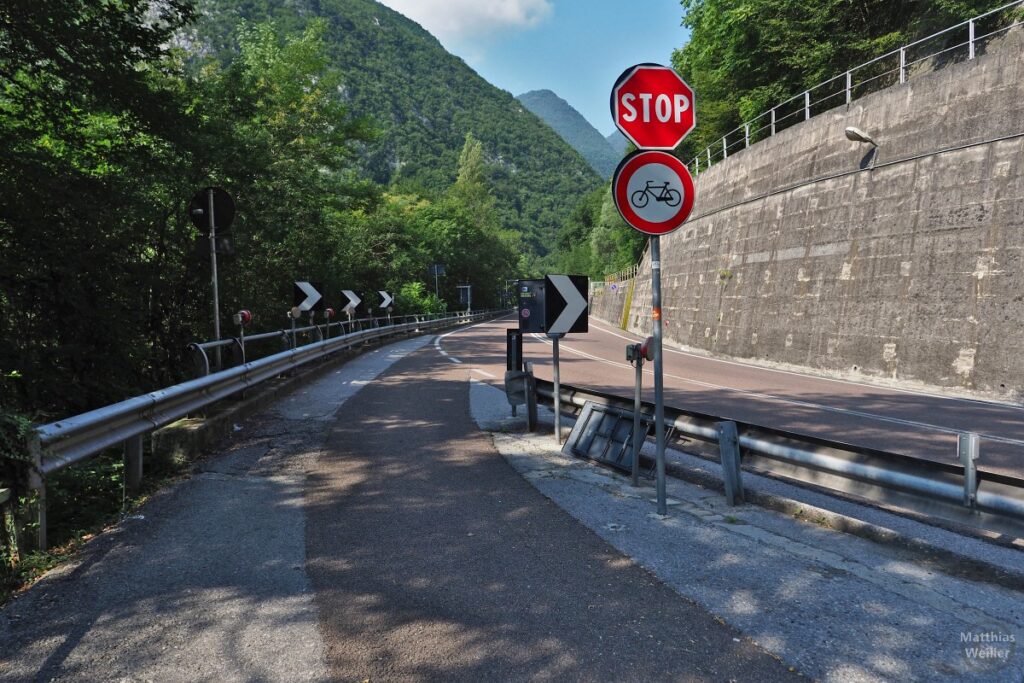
[377,0,689,136]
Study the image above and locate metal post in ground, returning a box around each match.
[123,434,143,497]
[27,435,46,551]
[207,189,222,371]
[631,351,643,487]
[550,333,564,444]
[651,237,667,515]
[959,432,980,508]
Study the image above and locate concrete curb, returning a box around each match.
[660,455,1024,593]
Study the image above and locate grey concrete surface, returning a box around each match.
[305,343,800,682]
[470,379,1024,682]
[0,335,432,682]
[606,28,1024,400]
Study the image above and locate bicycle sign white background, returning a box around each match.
[612,150,695,235]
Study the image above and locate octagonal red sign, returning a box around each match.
[611,64,696,150]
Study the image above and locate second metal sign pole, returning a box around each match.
[207,189,222,371]
[551,333,563,444]
[651,237,667,515]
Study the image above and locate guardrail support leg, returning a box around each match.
[717,421,744,506]
[26,435,47,551]
[124,435,144,495]
[958,432,979,509]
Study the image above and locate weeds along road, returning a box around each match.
[437,315,1024,479]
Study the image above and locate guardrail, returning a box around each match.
[187,312,461,376]
[686,0,1024,176]
[22,310,497,550]
[534,379,1024,538]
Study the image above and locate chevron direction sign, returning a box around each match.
[342,290,361,315]
[379,291,394,308]
[293,281,323,312]
[544,274,589,335]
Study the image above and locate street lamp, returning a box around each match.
[845,126,878,169]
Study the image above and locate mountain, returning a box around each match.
[606,130,629,156]
[516,89,621,178]
[192,0,601,255]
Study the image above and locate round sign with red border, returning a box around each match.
[612,150,695,236]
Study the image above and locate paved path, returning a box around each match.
[306,341,797,680]
[0,332,796,681]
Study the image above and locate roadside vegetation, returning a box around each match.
[0,0,519,587]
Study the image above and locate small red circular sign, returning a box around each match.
[612,150,695,236]
[521,308,531,318]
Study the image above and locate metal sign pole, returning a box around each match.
[651,237,667,515]
[551,333,563,444]
[632,354,642,487]
[207,189,222,371]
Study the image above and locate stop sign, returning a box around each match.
[611,64,696,150]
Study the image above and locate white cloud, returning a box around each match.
[379,0,553,43]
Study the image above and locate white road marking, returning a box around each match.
[527,333,1024,447]
[471,368,497,378]
[587,319,1024,412]
[435,315,513,365]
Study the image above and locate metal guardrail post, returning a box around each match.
[123,434,143,495]
[27,435,46,551]
[717,421,745,506]
[722,136,728,159]
[969,19,976,59]
[899,47,907,84]
[770,107,776,135]
[804,91,811,120]
[959,432,980,508]
[744,123,750,148]
[707,147,711,167]
[845,71,852,104]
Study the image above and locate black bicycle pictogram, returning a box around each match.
[630,181,681,209]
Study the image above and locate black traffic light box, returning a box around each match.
[517,279,545,333]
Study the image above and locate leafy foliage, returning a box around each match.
[671,0,1011,161]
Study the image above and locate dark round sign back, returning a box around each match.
[188,187,235,231]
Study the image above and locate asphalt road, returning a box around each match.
[306,339,797,681]
[437,315,1024,479]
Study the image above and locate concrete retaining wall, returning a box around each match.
[618,30,1024,400]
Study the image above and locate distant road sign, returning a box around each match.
[293,281,323,312]
[342,290,361,314]
[188,187,235,231]
[612,150,695,236]
[545,275,589,335]
[612,64,695,150]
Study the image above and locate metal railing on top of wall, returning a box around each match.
[686,0,1024,176]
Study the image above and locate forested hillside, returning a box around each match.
[193,0,601,255]
[0,2,527,427]
[516,90,621,178]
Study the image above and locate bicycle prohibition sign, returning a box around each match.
[612,150,695,236]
